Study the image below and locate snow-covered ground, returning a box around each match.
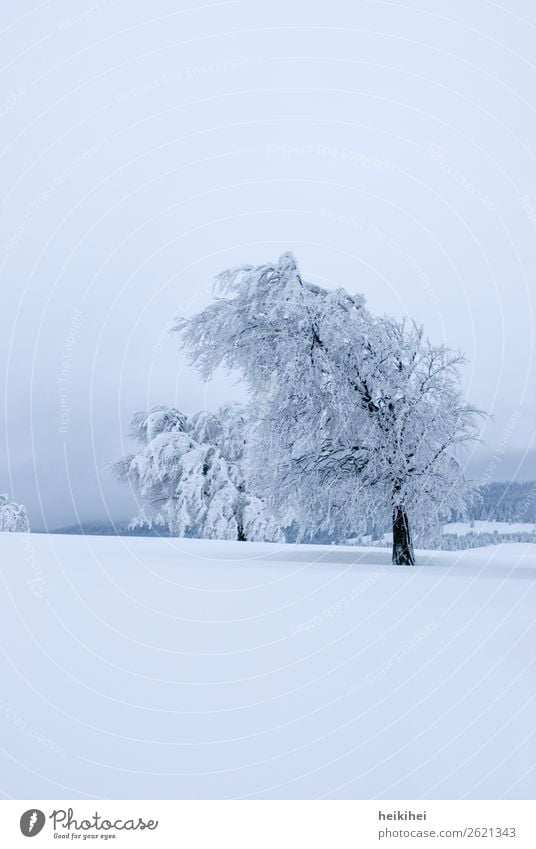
[0,532,534,800]
[442,520,536,536]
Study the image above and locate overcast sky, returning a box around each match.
[1,0,535,530]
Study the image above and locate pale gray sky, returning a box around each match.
[1,0,535,529]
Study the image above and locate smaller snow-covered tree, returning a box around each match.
[0,495,30,532]
[113,404,283,542]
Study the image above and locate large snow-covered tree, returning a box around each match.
[113,403,283,542]
[0,494,30,532]
[174,252,483,564]
[284,315,483,564]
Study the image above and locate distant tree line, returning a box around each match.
[464,481,536,524]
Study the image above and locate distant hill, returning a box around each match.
[467,481,536,523]
[46,480,536,543]
[49,520,170,537]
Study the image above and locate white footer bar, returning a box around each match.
[1,800,535,847]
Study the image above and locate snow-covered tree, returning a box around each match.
[301,315,483,564]
[0,494,30,532]
[174,252,483,564]
[113,404,283,542]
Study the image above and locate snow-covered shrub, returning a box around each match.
[0,495,30,532]
[113,404,283,543]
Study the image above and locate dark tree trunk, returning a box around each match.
[392,506,415,565]
[237,523,246,542]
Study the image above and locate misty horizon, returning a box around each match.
[1,0,535,531]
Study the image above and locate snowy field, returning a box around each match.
[0,532,535,800]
